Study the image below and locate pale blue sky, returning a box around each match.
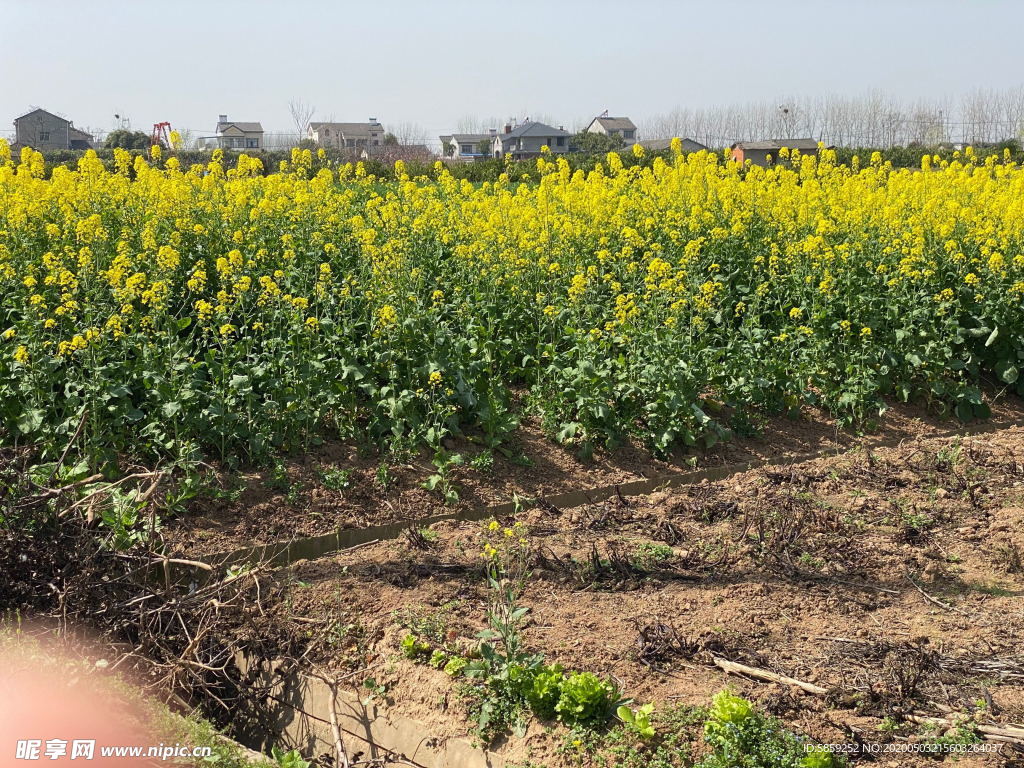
[1,0,1021,142]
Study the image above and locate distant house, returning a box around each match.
[13,108,93,150]
[492,121,570,159]
[215,115,264,150]
[585,115,638,146]
[439,131,495,160]
[729,138,822,167]
[309,120,385,151]
[635,137,708,153]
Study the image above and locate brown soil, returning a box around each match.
[225,424,1024,767]
[165,394,1024,556]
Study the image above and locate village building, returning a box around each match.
[13,108,93,150]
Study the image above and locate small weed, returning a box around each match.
[935,442,964,471]
[206,475,244,503]
[284,481,304,506]
[560,703,704,768]
[617,703,656,739]
[400,633,431,660]
[267,460,290,491]
[271,747,311,768]
[375,462,393,490]
[917,717,983,750]
[319,467,353,491]
[470,450,495,471]
[962,580,1013,597]
[404,525,439,550]
[423,448,463,504]
[877,716,900,733]
[510,451,534,467]
[395,601,463,645]
[895,505,934,542]
[631,541,675,569]
[361,677,390,704]
[797,552,825,570]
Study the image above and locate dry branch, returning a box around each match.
[710,656,829,695]
[904,573,972,617]
[904,714,1024,745]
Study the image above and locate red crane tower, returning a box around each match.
[150,122,172,149]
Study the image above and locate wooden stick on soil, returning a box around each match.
[327,680,351,768]
[710,656,828,695]
[904,573,972,617]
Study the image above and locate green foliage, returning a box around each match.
[617,703,656,739]
[429,648,448,668]
[318,466,352,490]
[918,718,983,749]
[10,144,1018,477]
[524,664,566,719]
[400,633,431,660]
[572,130,625,154]
[103,130,151,150]
[561,703,705,768]
[832,142,1024,169]
[400,521,621,741]
[555,672,618,726]
[443,655,468,676]
[699,691,840,768]
[422,449,463,503]
[632,541,675,569]
[462,603,541,740]
[270,747,310,768]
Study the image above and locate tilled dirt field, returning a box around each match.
[224,425,1024,767]
[168,396,1024,554]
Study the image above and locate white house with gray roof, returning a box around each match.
[492,120,570,159]
[308,120,385,151]
[439,131,495,159]
[585,115,637,145]
[214,115,264,149]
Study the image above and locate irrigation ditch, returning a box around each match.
[183,413,1024,577]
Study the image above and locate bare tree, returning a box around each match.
[175,128,197,150]
[517,111,560,128]
[289,99,316,143]
[389,121,429,145]
[641,88,1024,149]
[455,115,501,134]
